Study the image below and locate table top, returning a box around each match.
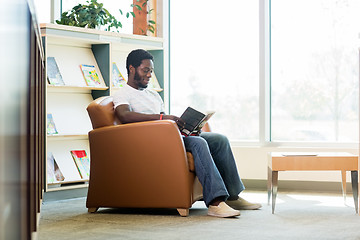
[268,152,358,171]
[269,152,357,157]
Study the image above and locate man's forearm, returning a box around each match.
[118,111,161,124]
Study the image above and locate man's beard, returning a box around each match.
[134,71,148,89]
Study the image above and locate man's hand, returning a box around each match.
[162,115,185,130]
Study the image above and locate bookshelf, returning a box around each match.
[41,23,164,191]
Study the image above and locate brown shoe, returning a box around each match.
[226,197,262,210]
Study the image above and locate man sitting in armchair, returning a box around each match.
[113,49,261,218]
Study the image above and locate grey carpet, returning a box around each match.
[37,191,360,240]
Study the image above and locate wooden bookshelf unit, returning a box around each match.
[41,23,165,191]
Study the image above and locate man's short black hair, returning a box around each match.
[126,49,154,75]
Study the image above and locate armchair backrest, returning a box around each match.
[87,96,121,129]
[87,95,212,132]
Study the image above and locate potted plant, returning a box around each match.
[56,0,131,32]
[56,0,156,36]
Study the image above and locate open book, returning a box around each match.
[180,107,215,136]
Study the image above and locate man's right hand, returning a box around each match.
[162,115,185,130]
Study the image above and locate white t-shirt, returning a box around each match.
[113,84,165,114]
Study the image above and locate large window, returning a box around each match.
[170,0,359,143]
[170,1,259,141]
[271,0,359,142]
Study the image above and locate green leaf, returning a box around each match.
[126,12,129,18]
[148,20,155,24]
[148,25,155,31]
[135,4,142,11]
[130,12,136,18]
[119,9,123,15]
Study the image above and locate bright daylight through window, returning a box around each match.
[170,1,259,141]
[170,0,359,143]
[271,0,359,142]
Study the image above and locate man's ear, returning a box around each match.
[129,65,135,74]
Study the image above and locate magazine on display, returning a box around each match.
[47,57,65,85]
[47,152,65,183]
[70,150,90,179]
[112,62,127,87]
[80,64,102,87]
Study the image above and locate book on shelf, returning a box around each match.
[47,113,58,135]
[47,57,65,86]
[179,107,215,136]
[47,152,65,183]
[112,62,127,87]
[148,72,162,91]
[80,64,102,87]
[70,150,90,179]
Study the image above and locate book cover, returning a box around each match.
[47,113,58,135]
[112,62,127,87]
[80,64,102,87]
[148,72,162,91]
[47,152,65,183]
[70,150,90,179]
[47,57,65,85]
[180,107,215,136]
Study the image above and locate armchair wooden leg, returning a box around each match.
[177,208,189,217]
[88,207,99,213]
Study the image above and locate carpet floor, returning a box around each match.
[37,190,360,240]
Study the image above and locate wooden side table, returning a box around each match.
[267,152,358,214]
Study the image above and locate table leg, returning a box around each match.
[351,170,358,214]
[341,170,346,203]
[267,166,272,205]
[272,171,278,214]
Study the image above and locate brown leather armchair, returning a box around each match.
[86,96,204,216]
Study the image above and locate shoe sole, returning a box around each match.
[238,204,262,210]
[207,212,241,218]
[227,203,262,210]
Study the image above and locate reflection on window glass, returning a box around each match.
[170,1,259,141]
[271,0,359,142]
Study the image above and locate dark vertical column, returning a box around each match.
[91,44,110,100]
[149,50,164,99]
[0,0,45,239]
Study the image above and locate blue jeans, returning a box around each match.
[182,132,245,206]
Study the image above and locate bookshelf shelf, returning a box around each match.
[42,23,165,192]
[47,134,88,141]
[46,182,89,192]
[47,85,109,93]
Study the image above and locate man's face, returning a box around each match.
[133,59,154,89]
